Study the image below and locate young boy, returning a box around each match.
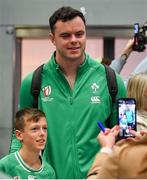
[0,108,56,179]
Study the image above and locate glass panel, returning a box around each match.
[21,39,55,80]
[86,38,103,60]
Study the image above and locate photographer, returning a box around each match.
[87,127,147,179]
[121,22,147,86]
[129,22,147,74]
[109,22,147,75]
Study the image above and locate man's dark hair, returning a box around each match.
[49,6,86,33]
[15,108,46,131]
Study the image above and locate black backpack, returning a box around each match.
[31,64,118,108]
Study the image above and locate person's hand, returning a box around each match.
[116,130,147,145]
[97,125,120,148]
[127,129,147,142]
[140,130,147,135]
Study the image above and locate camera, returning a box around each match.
[133,22,147,52]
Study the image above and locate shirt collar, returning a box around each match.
[45,51,97,74]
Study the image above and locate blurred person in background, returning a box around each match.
[127,73,147,130]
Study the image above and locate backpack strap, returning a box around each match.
[31,64,44,108]
[103,64,118,103]
[103,64,118,128]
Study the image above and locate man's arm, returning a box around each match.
[110,39,134,73]
[110,55,127,73]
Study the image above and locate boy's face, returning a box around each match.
[16,117,47,152]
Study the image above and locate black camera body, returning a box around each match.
[133,22,147,52]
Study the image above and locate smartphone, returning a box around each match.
[134,23,139,34]
[117,98,136,139]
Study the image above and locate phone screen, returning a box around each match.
[134,23,139,34]
[117,98,136,138]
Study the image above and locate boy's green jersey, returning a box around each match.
[10,53,126,178]
[0,151,56,179]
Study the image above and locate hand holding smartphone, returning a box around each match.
[117,98,137,139]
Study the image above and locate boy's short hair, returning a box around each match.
[15,108,46,131]
[49,6,86,33]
